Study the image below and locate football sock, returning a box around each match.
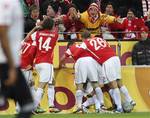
[95,87,104,106]
[48,85,55,107]
[112,88,122,110]
[120,85,133,102]
[76,90,84,108]
[82,97,94,107]
[93,95,101,109]
[34,88,43,109]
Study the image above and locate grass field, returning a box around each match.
[0,112,150,118]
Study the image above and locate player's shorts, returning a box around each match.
[75,57,99,84]
[35,63,53,83]
[101,56,121,84]
[21,69,33,85]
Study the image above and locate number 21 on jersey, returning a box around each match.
[39,37,52,51]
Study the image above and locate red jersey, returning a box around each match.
[20,37,36,69]
[80,37,116,64]
[65,44,90,62]
[33,29,58,64]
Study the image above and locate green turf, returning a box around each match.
[0,112,150,118]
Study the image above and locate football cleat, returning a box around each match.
[49,106,61,113]
[130,100,136,107]
[114,108,123,113]
[34,106,46,114]
[72,107,83,113]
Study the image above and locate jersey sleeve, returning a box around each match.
[0,1,12,25]
[65,49,72,57]
[101,13,116,24]
[31,32,37,41]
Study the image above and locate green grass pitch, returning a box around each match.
[0,112,150,118]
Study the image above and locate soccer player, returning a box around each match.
[18,26,46,114]
[30,18,60,113]
[77,30,135,113]
[59,41,105,113]
[0,0,33,118]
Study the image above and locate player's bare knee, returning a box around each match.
[38,82,47,89]
[76,84,84,91]
[116,79,123,88]
[109,80,118,89]
[91,82,99,89]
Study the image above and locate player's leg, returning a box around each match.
[117,79,136,106]
[48,80,61,113]
[102,57,123,112]
[82,82,101,111]
[87,58,105,109]
[34,63,52,113]
[73,59,87,113]
[0,64,33,118]
[16,70,36,113]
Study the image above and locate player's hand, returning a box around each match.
[5,67,17,86]
[116,16,124,24]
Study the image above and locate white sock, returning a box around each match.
[120,86,132,103]
[30,86,36,101]
[109,89,116,106]
[94,87,104,106]
[82,97,94,107]
[109,89,114,100]
[93,95,100,109]
[48,85,55,107]
[34,88,43,109]
[112,88,122,110]
[76,90,84,108]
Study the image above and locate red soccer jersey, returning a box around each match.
[65,43,90,62]
[33,29,58,64]
[20,37,36,69]
[80,37,116,64]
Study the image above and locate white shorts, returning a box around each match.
[21,69,33,85]
[75,57,99,84]
[102,56,121,84]
[35,63,53,83]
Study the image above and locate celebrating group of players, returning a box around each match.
[21,14,136,113]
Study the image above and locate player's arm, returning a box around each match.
[24,26,42,41]
[59,54,67,68]
[59,49,72,68]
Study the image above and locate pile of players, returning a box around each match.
[21,14,136,113]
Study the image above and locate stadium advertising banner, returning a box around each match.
[1,41,150,114]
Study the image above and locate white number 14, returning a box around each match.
[39,37,52,51]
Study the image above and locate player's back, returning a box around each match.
[34,29,58,64]
[20,37,36,69]
[84,37,116,64]
[66,44,90,61]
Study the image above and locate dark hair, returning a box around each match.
[48,2,59,13]
[68,4,78,11]
[128,8,136,15]
[42,18,54,30]
[29,4,39,12]
[105,2,116,13]
[81,29,91,39]
[67,41,75,49]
